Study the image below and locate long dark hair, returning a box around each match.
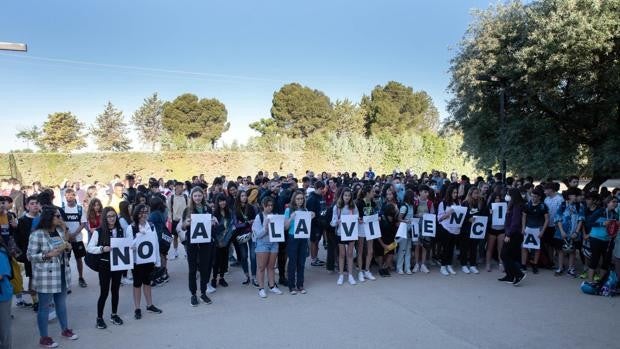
[149,196,166,213]
[131,203,148,228]
[443,184,460,207]
[119,200,132,224]
[37,205,58,231]
[98,207,121,246]
[214,194,231,220]
[508,188,525,209]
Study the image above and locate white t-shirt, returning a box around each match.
[63,204,87,242]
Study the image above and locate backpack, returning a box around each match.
[61,202,83,222]
[413,199,433,215]
[170,193,188,209]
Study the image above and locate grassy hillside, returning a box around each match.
[1,150,476,185]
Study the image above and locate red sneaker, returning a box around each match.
[61,328,79,340]
[39,336,58,348]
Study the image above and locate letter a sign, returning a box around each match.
[190,214,212,244]
[294,211,312,239]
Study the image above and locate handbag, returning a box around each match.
[84,231,102,272]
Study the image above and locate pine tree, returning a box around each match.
[90,102,132,152]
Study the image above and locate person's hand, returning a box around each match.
[46,248,62,257]
[570,233,577,239]
[504,236,510,243]
[561,232,566,239]
[310,212,316,219]
[336,219,341,226]
[603,221,609,227]
[212,217,219,226]
[583,233,590,241]
[103,246,111,253]
[290,212,296,220]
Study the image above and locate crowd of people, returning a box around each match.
[0,169,618,348]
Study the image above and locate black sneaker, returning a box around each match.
[96,317,107,329]
[79,278,87,288]
[278,278,288,287]
[110,314,123,325]
[190,295,199,307]
[532,265,539,274]
[134,309,142,320]
[384,269,391,277]
[210,278,217,288]
[379,268,387,277]
[242,277,250,285]
[160,273,170,283]
[252,279,259,288]
[219,278,229,287]
[498,275,514,283]
[200,294,212,304]
[146,305,162,314]
[513,273,526,286]
[32,302,39,312]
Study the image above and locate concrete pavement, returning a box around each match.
[11,249,619,349]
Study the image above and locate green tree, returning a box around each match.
[16,125,42,150]
[250,83,334,138]
[38,112,87,152]
[447,0,620,184]
[90,102,132,152]
[361,81,439,136]
[132,92,163,151]
[162,93,229,149]
[333,99,365,136]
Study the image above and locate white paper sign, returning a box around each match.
[445,205,468,229]
[267,214,285,243]
[339,214,359,241]
[134,233,158,265]
[469,216,488,239]
[491,203,508,226]
[293,211,312,239]
[396,222,408,239]
[411,218,420,242]
[421,214,436,237]
[190,214,212,244]
[110,238,134,271]
[522,227,541,250]
[363,214,381,240]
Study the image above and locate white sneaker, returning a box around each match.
[470,266,480,274]
[462,266,471,274]
[269,286,283,295]
[348,274,357,285]
[397,269,404,275]
[447,265,456,275]
[337,275,344,285]
[420,264,430,273]
[48,310,56,321]
[405,269,413,275]
[206,284,216,294]
[358,271,365,282]
[440,266,450,276]
[412,264,420,273]
[121,277,133,286]
[258,289,267,298]
[364,270,376,281]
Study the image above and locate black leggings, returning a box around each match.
[439,226,458,266]
[278,238,288,280]
[187,242,213,295]
[212,245,230,279]
[588,237,613,270]
[97,269,123,318]
[459,231,479,267]
[501,234,524,279]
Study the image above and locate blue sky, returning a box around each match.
[0,0,496,152]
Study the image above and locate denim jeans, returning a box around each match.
[232,239,249,275]
[37,283,68,337]
[249,242,257,277]
[396,237,412,271]
[287,238,308,289]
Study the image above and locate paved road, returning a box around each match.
[12,249,619,349]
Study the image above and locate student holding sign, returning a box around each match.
[412,185,434,274]
[355,186,377,282]
[181,187,216,306]
[126,204,163,320]
[211,194,236,290]
[252,197,283,298]
[284,190,315,294]
[396,190,415,275]
[377,205,399,277]
[86,207,127,329]
[458,187,484,274]
[499,188,526,286]
[437,185,462,276]
[520,188,548,275]
[330,188,359,285]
